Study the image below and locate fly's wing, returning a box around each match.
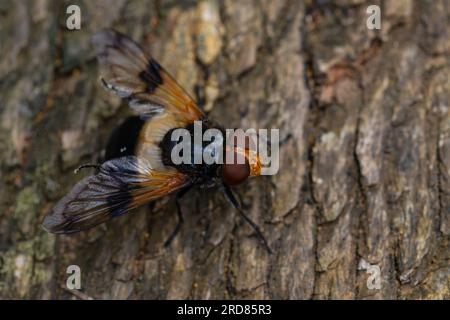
[92,29,204,124]
[92,29,205,170]
[43,156,189,234]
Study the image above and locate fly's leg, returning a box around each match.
[222,184,273,254]
[74,163,100,174]
[164,185,192,247]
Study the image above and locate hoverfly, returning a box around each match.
[42,30,272,253]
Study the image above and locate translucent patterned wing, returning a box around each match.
[43,156,189,234]
[92,29,204,123]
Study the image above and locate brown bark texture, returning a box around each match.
[0,0,449,299]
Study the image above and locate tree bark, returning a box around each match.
[0,0,449,299]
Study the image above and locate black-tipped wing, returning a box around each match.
[43,156,189,234]
[92,29,204,124]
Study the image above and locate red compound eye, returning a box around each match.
[222,149,250,185]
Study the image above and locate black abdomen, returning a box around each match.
[104,116,146,161]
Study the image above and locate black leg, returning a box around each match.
[74,163,100,174]
[164,184,192,247]
[222,184,273,254]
